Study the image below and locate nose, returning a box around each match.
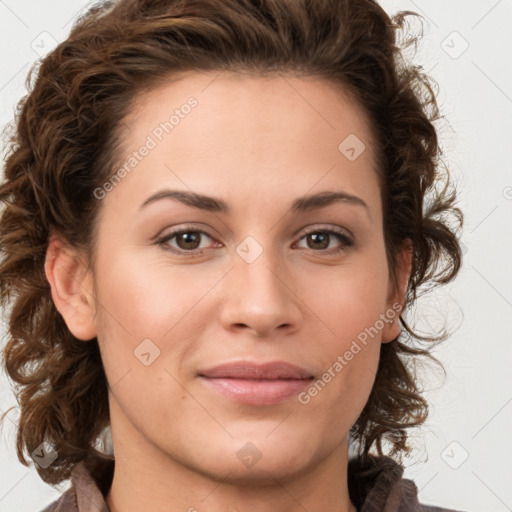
[219,245,303,338]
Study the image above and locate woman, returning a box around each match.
[0,0,464,510]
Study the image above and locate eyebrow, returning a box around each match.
[139,189,371,218]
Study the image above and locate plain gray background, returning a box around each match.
[1,1,511,511]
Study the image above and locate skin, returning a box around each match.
[45,71,411,512]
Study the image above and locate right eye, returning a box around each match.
[156,227,222,256]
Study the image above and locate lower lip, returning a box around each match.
[200,377,313,405]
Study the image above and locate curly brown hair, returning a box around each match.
[0,0,462,486]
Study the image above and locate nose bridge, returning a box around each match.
[220,234,302,335]
[235,233,287,305]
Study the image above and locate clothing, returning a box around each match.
[39,453,464,512]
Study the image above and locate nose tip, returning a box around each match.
[219,257,302,338]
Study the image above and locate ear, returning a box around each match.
[381,239,413,343]
[44,233,97,341]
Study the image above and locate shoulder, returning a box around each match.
[419,505,467,512]
[38,488,77,512]
[348,454,467,512]
[38,454,114,512]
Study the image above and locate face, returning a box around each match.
[56,72,407,484]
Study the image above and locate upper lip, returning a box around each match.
[198,361,314,380]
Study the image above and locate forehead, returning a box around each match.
[108,71,381,218]
[125,70,375,154]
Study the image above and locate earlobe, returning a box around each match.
[44,234,97,341]
[382,240,413,343]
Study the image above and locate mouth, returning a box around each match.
[198,361,315,405]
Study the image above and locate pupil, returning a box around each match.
[179,233,199,249]
[310,233,328,249]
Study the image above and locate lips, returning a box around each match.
[199,361,314,380]
[198,361,314,405]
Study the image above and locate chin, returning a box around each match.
[197,455,314,487]
[183,434,321,486]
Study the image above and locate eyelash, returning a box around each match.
[155,225,354,257]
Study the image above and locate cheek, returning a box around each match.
[92,254,192,426]
[94,248,212,336]
[92,250,221,383]
[295,253,389,397]
[296,272,385,432]
[303,257,390,341]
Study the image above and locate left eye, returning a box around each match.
[295,229,353,253]
[156,227,353,255]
